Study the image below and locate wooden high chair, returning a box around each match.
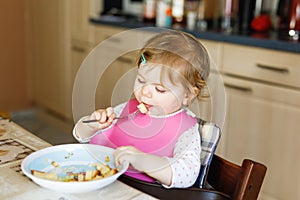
[206,154,267,200]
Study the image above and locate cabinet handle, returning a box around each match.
[256,63,289,74]
[224,83,252,93]
[117,57,133,64]
[72,46,86,53]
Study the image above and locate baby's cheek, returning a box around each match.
[133,85,141,96]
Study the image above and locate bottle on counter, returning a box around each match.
[172,0,185,28]
[156,0,172,27]
[185,0,199,30]
[196,0,207,31]
[238,0,257,33]
[221,0,238,33]
[143,0,157,23]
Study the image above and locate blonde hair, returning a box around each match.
[136,30,210,100]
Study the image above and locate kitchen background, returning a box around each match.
[1,0,300,200]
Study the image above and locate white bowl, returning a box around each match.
[21,144,128,194]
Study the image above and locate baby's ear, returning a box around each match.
[192,87,200,97]
[183,87,199,106]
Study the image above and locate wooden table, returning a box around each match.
[0,119,157,200]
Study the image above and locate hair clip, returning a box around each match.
[141,53,147,64]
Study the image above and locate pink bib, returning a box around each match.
[90,99,197,182]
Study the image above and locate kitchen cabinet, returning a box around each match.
[67,0,98,120]
[222,43,300,88]
[67,40,94,119]
[27,0,99,120]
[94,25,127,45]
[199,39,223,69]
[220,44,300,200]
[26,0,70,117]
[69,0,95,44]
[27,0,96,120]
[95,51,138,108]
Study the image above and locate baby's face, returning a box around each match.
[133,63,189,116]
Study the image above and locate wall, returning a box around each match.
[0,1,29,112]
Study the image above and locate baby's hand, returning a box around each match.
[86,107,116,130]
[114,146,145,171]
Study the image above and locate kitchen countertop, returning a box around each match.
[90,17,300,54]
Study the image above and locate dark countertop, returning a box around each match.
[90,17,300,54]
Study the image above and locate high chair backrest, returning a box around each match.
[207,154,267,200]
[195,118,221,188]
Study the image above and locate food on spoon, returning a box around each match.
[137,102,150,114]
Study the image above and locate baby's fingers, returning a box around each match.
[98,111,108,123]
[114,147,131,166]
[92,109,108,123]
[114,148,124,166]
[106,107,116,122]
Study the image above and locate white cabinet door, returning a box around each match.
[222,75,300,200]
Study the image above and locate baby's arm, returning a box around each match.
[166,124,201,188]
[73,107,115,142]
[114,146,172,186]
[73,102,126,142]
[73,103,126,142]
